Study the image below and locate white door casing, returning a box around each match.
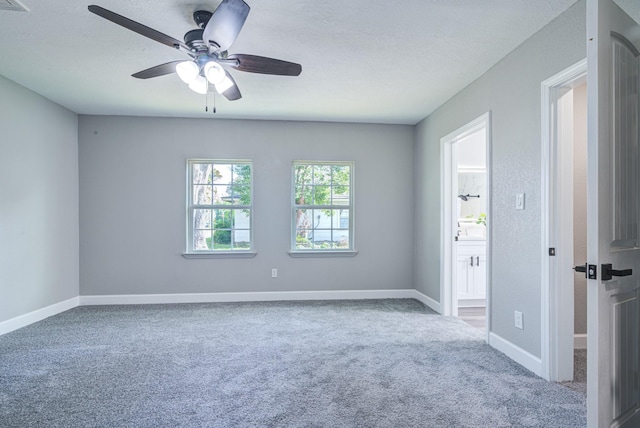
[441,112,491,339]
[541,59,587,383]
[587,0,640,426]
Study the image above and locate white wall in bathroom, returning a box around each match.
[458,172,487,219]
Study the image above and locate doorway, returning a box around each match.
[441,113,491,339]
[541,59,587,382]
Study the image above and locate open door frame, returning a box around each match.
[541,59,587,382]
[441,112,492,342]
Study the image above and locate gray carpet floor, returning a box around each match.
[0,299,586,427]
[561,350,587,396]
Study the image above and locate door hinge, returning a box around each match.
[549,248,556,256]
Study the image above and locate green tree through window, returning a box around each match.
[188,160,252,252]
[293,162,353,251]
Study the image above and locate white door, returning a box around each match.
[587,0,640,426]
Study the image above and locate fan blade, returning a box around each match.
[132,61,183,79]
[88,5,189,51]
[218,71,242,101]
[202,0,250,52]
[227,54,301,76]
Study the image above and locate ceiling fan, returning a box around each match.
[88,0,302,101]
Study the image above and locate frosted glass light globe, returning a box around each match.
[215,76,234,94]
[176,61,199,84]
[188,75,208,94]
[204,61,225,85]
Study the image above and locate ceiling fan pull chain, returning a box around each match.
[213,92,217,114]
[205,89,209,112]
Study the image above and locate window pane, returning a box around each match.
[332,186,350,205]
[314,209,332,230]
[313,165,331,185]
[193,209,211,230]
[233,230,251,250]
[193,185,213,205]
[233,209,251,229]
[194,229,211,250]
[213,185,233,205]
[212,164,232,184]
[295,185,313,205]
[332,230,350,249]
[213,230,231,249]
[332,165,350,205]
[295,165,312,186]
[313,186,331,206]
[233,164,251,185]
[295,231,312,249]
[338,209,350,229]
[192,163,212,184]
[233,186,251,205]
[295,209,312,230]
[213,209,232,229]
[310,209,331,247]
[332,165,350,186]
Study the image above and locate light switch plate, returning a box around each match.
[515,193,525,210]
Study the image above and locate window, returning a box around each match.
[292,162,354,252]
[187,160,253,254]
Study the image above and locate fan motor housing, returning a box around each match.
[184,29,204,46]
[193,10,212,28]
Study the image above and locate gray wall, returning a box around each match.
[78,116,414,296]
[414,1,586,357]
[0,75,79,323]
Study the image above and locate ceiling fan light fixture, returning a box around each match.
[215,76,234,94]
[204,61,225,85]
[176,61,199,84]
[88,2,302,103]
[188,75,209,94]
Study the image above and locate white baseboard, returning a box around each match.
[574,333,587,350]
[489,332,543,377]
[0,290,440,336]
[79,289,419,306]
[410,290,442,313]
[457,299,486,308]
[0,297,79,336]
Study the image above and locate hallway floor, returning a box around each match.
[458,306,486,331]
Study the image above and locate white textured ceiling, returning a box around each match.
[3,0,631,125]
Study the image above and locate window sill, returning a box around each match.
[288,250,358,258]
[182,252,257,259]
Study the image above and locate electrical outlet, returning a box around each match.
[515,311,524,330]
[271,268,278,278]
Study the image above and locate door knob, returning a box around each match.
[601,263,633,281]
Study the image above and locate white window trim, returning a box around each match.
[290,160,356,256]
[183,159,256,258]
[288,250,358,258]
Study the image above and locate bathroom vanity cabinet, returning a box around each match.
[456,240,486,306]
